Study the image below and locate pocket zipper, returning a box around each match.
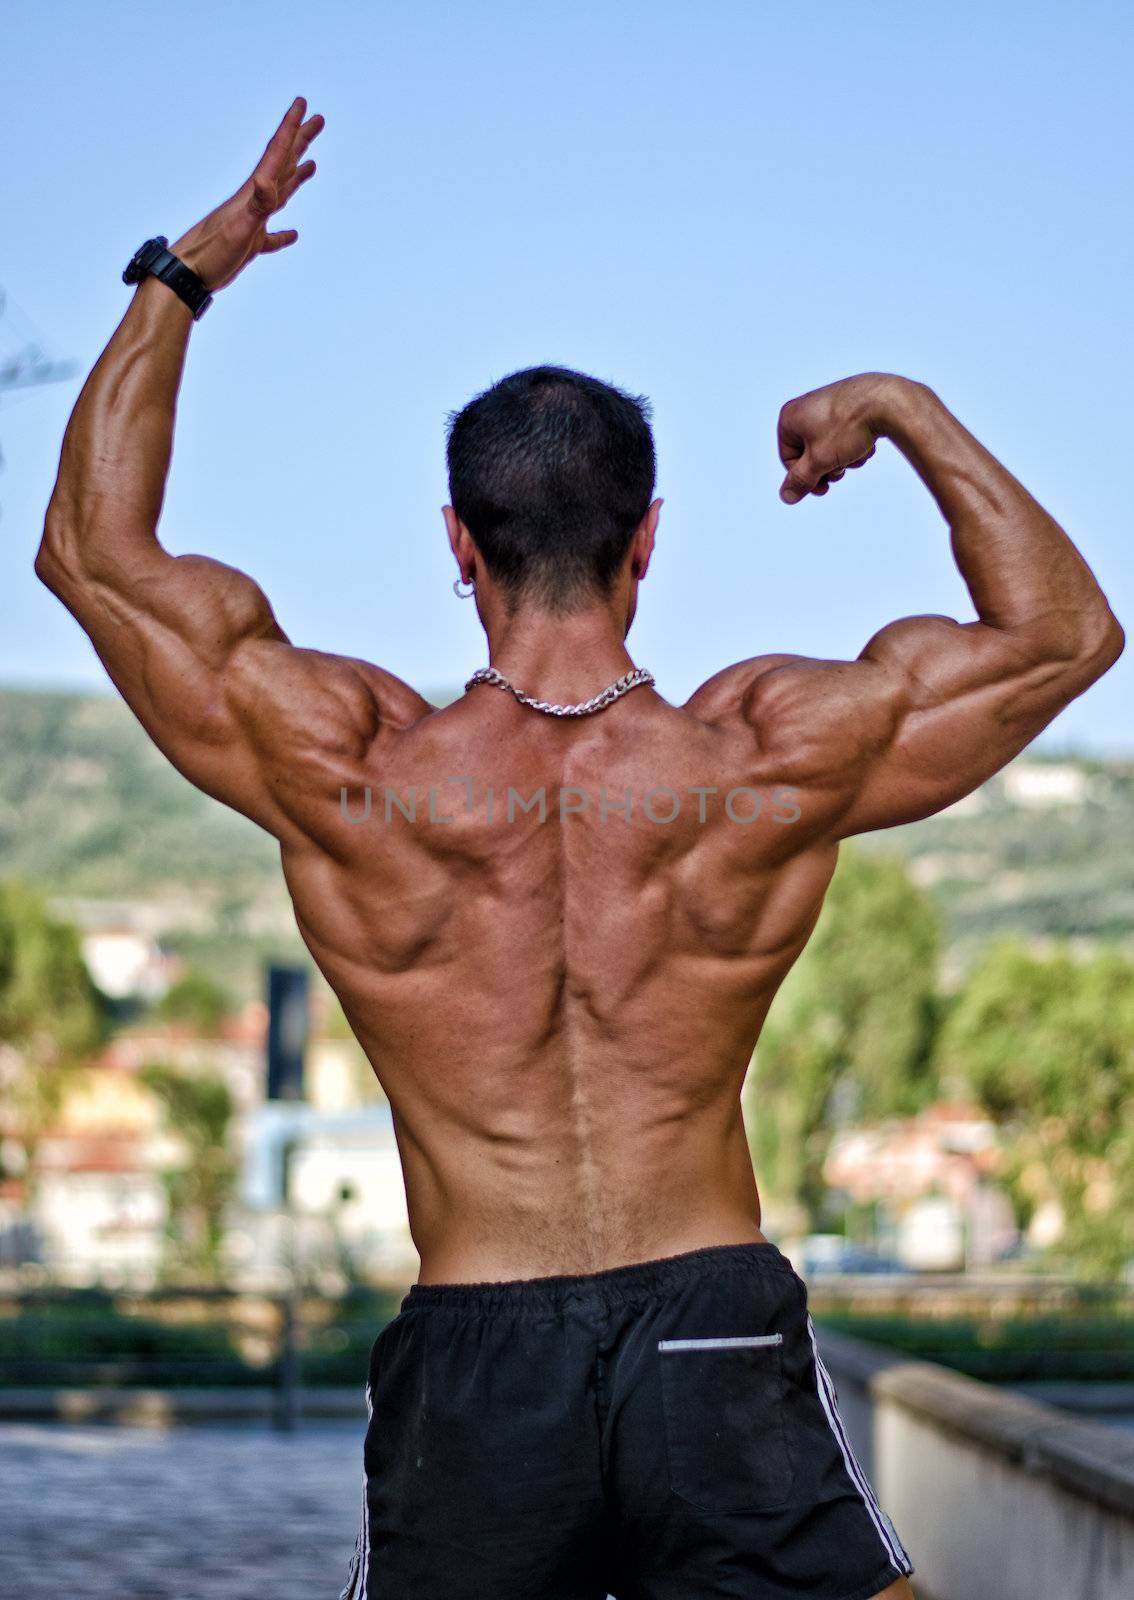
[657,1332,784,1351]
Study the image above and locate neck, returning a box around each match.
[481,603,638,704]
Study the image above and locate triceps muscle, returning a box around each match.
[834,613,1111,835]
[38,537,296,832]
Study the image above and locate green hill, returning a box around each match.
[2,686,1132,993]
[855,753,1134,977]
[0,687,294,992]
[0,687,279,898]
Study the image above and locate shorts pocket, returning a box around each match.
[658,1331,793,1513]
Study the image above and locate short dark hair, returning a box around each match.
[445,365,656,613]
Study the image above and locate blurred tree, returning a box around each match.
[137,1062,238,1281]
[321,990,356,1041]
[318,987,386,1102]
[937,938,1134,1280]
[155,968,232,1035]
[0,879,105,1193]
[744,846,941,1228]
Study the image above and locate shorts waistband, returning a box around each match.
[402,1239,795,1314]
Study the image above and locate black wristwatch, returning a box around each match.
[122,236,213,321]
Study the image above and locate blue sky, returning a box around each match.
[2,0,1131,749]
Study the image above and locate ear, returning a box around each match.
[442,505,461,559]
[442,505,475,582]
[630,497,663,580]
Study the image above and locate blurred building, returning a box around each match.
[236,1100,418,1282]
[49,896,195,1001]
[933,756,1099,820]
[78,926,179,1002]
[10,1061,171,1283]
[823,1099,1020,1270]
[1000,761,1090,809]
[1,995,418,1287]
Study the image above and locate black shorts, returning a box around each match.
[339,1240,915,1600]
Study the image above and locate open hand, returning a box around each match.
[777,373,897,504]
[169,98,324,293]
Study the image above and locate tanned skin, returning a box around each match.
[37,107,1123,1598]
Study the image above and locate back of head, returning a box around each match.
[446,365,656,615]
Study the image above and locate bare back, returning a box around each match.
[279,677,848,1281]
[37,281,1124,1288]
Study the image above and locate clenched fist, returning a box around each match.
[777,372,905,504]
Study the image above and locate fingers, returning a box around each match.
[780,446,835,503]
[779,468,811,504]
[253,101,323,199]
[261,229,299,253]
[778,443,877,503]
[779,459,845,503]
[280,115,324,192]
[290,113,325,163]
[257,97,309,185]
[777,421,806,469]
[278,158,317,205]
[251,172,277,216]
[249,146,320,225]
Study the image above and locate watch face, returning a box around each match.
[122,237,167,285]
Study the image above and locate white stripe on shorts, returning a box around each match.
[360,1380,373,1594]
[340,1381,375,1600]
[805,1312,912,1575]
[657,1333,785,1351]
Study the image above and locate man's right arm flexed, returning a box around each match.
[743,372,1124,836]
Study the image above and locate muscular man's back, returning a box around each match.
[36,109,1125,1598]
[281,677,844,1281]
[40,330,1125,1301]
[39,331,1124,1291]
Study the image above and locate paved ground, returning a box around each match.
[0,1421,367,1599]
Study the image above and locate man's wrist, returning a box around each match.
[168,234,205,284]
[124,236,213,320]
[864,375,940,443]
[131,272,195,330]
[168,226,230,295]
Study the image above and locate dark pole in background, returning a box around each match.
[266,964,309,1431]
[266,965,309,1103]
[275,1134,302,1432]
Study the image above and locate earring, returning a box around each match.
[453,577,475,599]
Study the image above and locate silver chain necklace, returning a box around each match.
[464,664,655,717]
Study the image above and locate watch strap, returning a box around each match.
[123,236,213,321]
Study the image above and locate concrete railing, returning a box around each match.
[0,1386,368,1426]
[815,1325,1134,1600]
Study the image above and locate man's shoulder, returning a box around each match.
[343,657,437,733]
[226,643,436,772]
[685,653,831,727]
[685,651,895,779]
